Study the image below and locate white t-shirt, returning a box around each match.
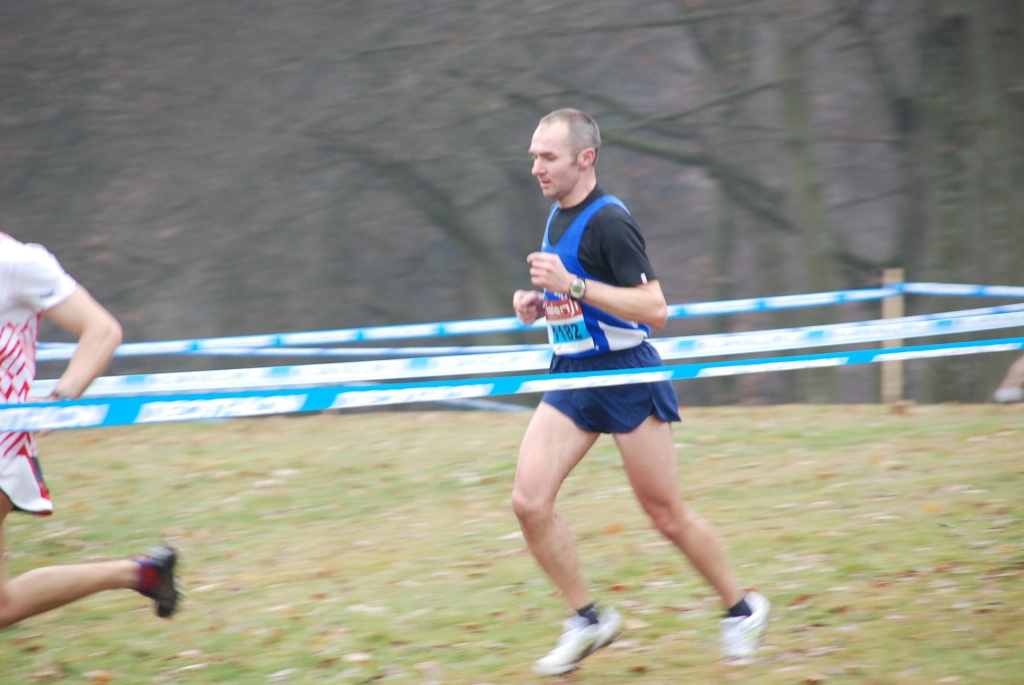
[0,234,78,403]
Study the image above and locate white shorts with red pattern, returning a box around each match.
[0,431,54,515]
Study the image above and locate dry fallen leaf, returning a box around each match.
[414,661,443,678]
[789,593,815,607]
[85,671,112,685]
[28,666,63,683]
[344,652,373,663]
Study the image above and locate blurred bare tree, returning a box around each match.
[1,0,1021,402]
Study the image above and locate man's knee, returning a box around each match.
[511,486,552,528]
[510,487,537,521]
[647,503,697,541]
[0,590,18,629]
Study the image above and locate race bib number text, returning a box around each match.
[545,297,596,355]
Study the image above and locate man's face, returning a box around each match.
[529,121,581,203]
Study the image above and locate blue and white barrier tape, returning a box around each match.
[35,316,546,361]
[896,283,1024,298]
[33,304,1024,397]
[53,297,1024,361]
[38,284,903,358]
[36,282,1024,362]
[8,336,1024,432]
[666,286,894,316]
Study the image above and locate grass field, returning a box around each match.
[2,404,1022,684]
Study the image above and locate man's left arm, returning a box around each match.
[42,286,123,399]
[576,278,668,329]
[587,208,668,328]
[527,251,668,329]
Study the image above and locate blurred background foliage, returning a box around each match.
[2,0,1022,403]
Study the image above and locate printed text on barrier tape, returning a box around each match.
[7,336,1023,431]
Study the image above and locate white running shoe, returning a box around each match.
[720,592,770,662]
[993,387,1023,403]
[532,606,623,676]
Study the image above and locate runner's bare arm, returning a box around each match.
[41,286,122,399]
[527,252,667,329]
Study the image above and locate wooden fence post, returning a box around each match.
[881,268,905,403]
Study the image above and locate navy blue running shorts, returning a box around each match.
[542,341,681,434]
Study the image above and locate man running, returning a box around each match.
[511,109,768,675]
[0,233,181,628]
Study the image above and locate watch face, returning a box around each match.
[570,278,586,299]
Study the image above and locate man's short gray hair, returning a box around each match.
[540,108,601,159]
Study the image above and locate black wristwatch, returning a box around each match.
[568,277,587,301]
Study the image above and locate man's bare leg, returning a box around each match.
[0,495,150,628]
[615,416,742,609]
[512,402,599,610]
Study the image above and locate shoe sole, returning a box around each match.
[532,618,622,676]
[721,594,770,661]
[154,548,180,618]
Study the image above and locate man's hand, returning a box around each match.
[513,289,546,325]
[527,252,574,294]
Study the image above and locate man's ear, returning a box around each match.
[578,147,597,170]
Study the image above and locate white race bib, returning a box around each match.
[545,296,596,355]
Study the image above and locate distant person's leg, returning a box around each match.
[993,354,1024,403]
